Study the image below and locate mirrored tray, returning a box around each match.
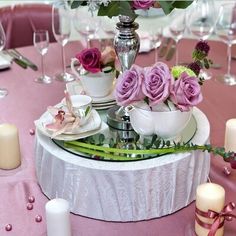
[53,115,197,162]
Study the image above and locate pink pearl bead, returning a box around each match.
[28,196,35,203]
[26,203,33,210]
[223,166,231,176]
[29,129,35,135]
[35,215,42,223]
[5,224,12,231]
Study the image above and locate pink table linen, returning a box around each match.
[0,39,235,236]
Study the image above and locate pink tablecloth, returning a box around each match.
[0,39,236,236]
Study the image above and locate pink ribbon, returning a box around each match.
[195,202,236,236]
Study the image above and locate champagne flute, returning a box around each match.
[73,8,101,48]
[0,22,8,98]
[168,8,186,65]
[188,0,216,80]
[52,2,75,82]
[215,3,236,86]
[150,27,163,63]
[33,30,52,84]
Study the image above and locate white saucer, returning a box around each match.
[35,108,107,141]
[66,81,116,103]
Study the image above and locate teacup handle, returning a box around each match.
[71,58,81,78]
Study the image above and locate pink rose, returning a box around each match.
[170,72,203,111]
[115,65,145,106]
[101,46,116,66]
[132,0,154,9]
[142,62,173,107]
[76,47,101,73]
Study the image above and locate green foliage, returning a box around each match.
[64,135,234,162]
[69,1,194,18]
[158,1,193,15]
[98,2,136,19]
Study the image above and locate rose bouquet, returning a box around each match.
[75,46,117,75]
[115,40,212,112]
[115,62,202,112]
[69,0,193,19]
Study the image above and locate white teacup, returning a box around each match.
[62,95,92,125]
[71,58,115,98]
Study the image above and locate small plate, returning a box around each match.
[66,81,115,103]
[35,108,106,141]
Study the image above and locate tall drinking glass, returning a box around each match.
[52,2,74,82]
[188,0,216,80]
[33,30,52,84]
[151,27,163,63]
[73,8,101,48]
[168,9,186,65]
[0,22,8,98]
[215,3,236,86]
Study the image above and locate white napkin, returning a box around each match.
[139,31,153,53]
[0,53,11,70]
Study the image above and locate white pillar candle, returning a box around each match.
[195,183,225,236]
[0,123,21,170]
[45,198,72,236]
[224,119,236,152]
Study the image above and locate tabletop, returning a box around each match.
[0,38,236,236]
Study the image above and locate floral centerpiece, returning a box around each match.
[114,41,211,138]
[69,0,194,18]
[71,46,118,97]
[115,40,211,112]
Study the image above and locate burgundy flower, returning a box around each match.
[132,0,154,10]
[76,48,101,73]
[195,40,210,55]
[188,62,201,76]
[170,72,203,111]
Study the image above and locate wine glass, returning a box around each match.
[33,30,52,84]
[150,27,163,63]
[73,8,101,48]
[168,8,186,65]
[0,22,8,98]
[215,3,236,86]
[52,2,75,82]
[187,0,217,80]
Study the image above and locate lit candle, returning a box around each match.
[224,119,236,152]
[0,123,21,170]
[195,183,225,236]
[45,198,72,236]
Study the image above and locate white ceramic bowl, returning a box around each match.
[127,105,192,140]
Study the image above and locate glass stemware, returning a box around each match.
[168,8,186,65]
[187,0,216,80]
[0,22,8,98]
[52,2,75,82]
[150,27,163,63]
[73,8,101,48]
[215,3,236,86]
[33,30,52,84]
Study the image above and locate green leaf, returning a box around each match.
[159,1,193,15]
[98,2,136,19]
[70,0,86,9]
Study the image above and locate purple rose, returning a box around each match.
[132,0,154,9]
[115,65,145,106]
[142,62,173,107]
[170,72,203,111]
[76,47,101,73]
